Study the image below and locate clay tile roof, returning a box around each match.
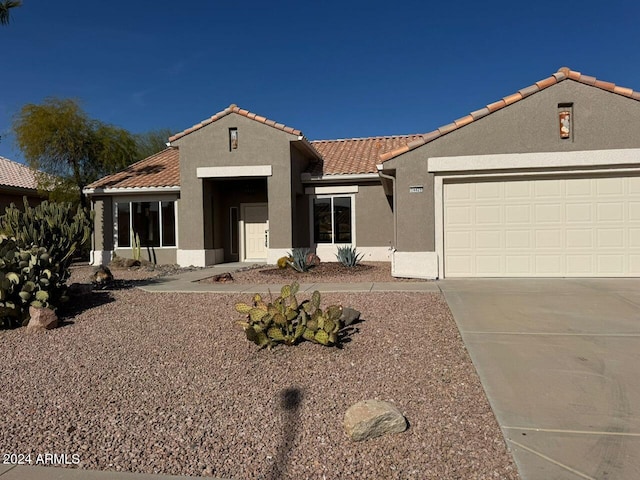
[310,135,424,175]
[0,156,39,190]
[169,104,303,142]
[380,67,640,163]
[86,148,180,190]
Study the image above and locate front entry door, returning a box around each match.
[242,204,268,260]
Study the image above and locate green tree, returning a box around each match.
[12,98,137,207]
[0,0,21,25]
[134,128,172,160]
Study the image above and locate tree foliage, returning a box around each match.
[12,98,138,206]
[134,128,172,160]
[0,0,21,26]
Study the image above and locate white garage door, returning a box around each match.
[444,176,640,277]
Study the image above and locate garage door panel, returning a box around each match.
[566,255,593,274]
[597,178,624,195]
[535,204,562,223]
[597,229,624,248]
[534,179,563,197]
[566,229,593,248]
[597,203,624,222]
[444,176,640,277]
[566,203,592,222]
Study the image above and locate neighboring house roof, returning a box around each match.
[0,155,39,190]
[380,67,640,163]
[169,104,304,142]
[86,148,180,190]
[310,135,424,175]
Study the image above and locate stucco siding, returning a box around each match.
[114,247,177,265]
[173,113,298,252]
[387,81,640,252]
[355,182,393,247]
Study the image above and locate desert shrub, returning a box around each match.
[336,245,364,267]
[285,248,320,272]
[235,282,352,349]
[0,198,93,273]
[0,239,69,328]
[277,256,290,269]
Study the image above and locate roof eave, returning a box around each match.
[83,186,181,196]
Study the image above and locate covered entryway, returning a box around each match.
[443,175,640,277]
[241,203,268,261]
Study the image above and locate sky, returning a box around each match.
[2,0,640,162]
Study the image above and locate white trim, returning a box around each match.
[176,249,223,267]
[267,248,291,264]
[392,251,438,279]
[83,186,180,195]
[301,173,380,183]
[428,148,640,173]
[304,185,359,195]
[315,245,392,262]
[90,250,112,266]
[196,165,272,178]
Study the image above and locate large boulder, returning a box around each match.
[26,306,58,332]
[344,399,407,441]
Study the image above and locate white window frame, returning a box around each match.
[114,199,178,249]
[309,193,356,246]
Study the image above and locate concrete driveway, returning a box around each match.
[439,279,640,480]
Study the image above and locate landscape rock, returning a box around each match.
[340,307,361,326]
[210,272,233,283]
[123,258,141,268]
[91,265,114,286]
[344,399,407,441]
[26,306,58,332]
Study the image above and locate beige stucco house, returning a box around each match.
[84,67,640,278]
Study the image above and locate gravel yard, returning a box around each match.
[0,265,519,479]
[200,262,429,284]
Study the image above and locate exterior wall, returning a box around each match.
[0,189,46,212]
[355,182,394,248]
[172,114,299,258]
[290,144,311,248]
[114,247,177,265]
[305,180,394,261]
[386,80,640,253]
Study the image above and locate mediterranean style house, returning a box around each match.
[84,67,640,278]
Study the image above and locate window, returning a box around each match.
[115,200,177,248]
[313,196,352,244]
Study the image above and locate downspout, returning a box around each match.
[377,167,397,249]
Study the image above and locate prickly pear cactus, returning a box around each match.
[234,282,350,349]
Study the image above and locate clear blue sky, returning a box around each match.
[2,0,640,162]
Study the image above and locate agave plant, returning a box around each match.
[336,245,364,267]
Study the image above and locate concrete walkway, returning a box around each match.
[439,278,640,480]
[137,263,440,294]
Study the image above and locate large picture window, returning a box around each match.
[115,201,177,248]
[313,196,352,244]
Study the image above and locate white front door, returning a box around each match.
[242,204,268,260]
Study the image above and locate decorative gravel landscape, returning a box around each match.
[200,262,429,284]
[0,265,519,479]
